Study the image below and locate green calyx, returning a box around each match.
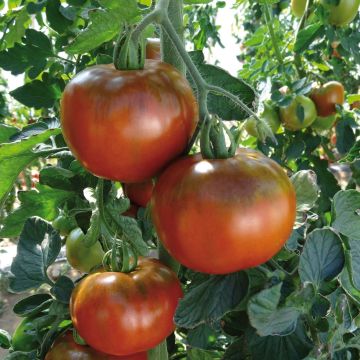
[200,116,236,159]
[113,27,146,71]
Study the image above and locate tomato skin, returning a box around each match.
[310,81,345,117]
[66,228,104,273]
[123,180,154,208]
[52,215,77,236]
[146,38,161,60]
[45,332,148,360]
[322,0,360,26]
[291,0,306,17]
[280,95,317,131]
[151,148,296,274]
[61,60,198,182]
[12,316,43,352]
[245,101,280,138]
[70,258,183,356]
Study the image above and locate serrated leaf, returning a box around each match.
[299,228,344,288]
[0,329,11,349]
[40,166,76,191]
[46,0,73,34]
[340,266,360,307]
[4,351,37,360]
[0,128,62,209]
[332,190,360,239]
[248,283,300,337]
[10,80,61,109]
[0,124,19,143]
[175,272,248,329]
[2,8,30,49]
[0,184,75,238]
[51,276,74,303]
[13,294,52,317]
[294,23,323,53]
[187,324,217,350]
[9,217,62,292]
[148,341,168,360]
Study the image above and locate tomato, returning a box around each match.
[52,215,77,236]
[45,332,148,360]
[321,0,360,26]
[311,114,337,131]
[122,180,154,208]
[66,228,104,273]
[279,95,317,131]
[291,0,306,17]
[12,316,44,352]
[245,101,280,138]
[61,60,198,182]
[310,81,344,117]
[70,257,183,356]
[151,148,296,274]
[146,38,161,60]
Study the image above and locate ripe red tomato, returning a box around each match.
[151,148,296,274]
[70,258,183,356]
[291,0,306,17]
[322,0,360,26]
[146,38,161,60]
[61,60,198,182]
[280,95,317,131]
[45,332,147,360]
[66,228,104,273]
[123,180,154,208]
[310,81,345,117]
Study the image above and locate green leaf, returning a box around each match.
[0,329,11,349]
[13,294,53,317]
[223,337,247,360]
[66,2,140,55]
[0,184,75,238]
[335,116,356,155]
[298,228,344,288]
[4,351,37,360]
[51,276,74,304]
[148,341,168,360]
[189,51,255,120]
[187,324,217,350]
[247,283,300,337]
[185,0,213,3]
[247,323,313,360]
[46,0,73,33]
[175,272,248,329]
[9,217,62,292]
[40,166,76,191]
[10,80,61,109]
[3,8,30,49]
[340,264,360,307]
[332,190,360,239]
[0,127,61,210]
[187,348,222,360]
[0,124,19,143]
[294,23,324,53]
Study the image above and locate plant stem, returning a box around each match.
[263,2,292,84]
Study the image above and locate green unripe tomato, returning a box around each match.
[12,316,43,352]
[66,228,104,273]
[321,0,360,26]
[245,101,280,138]
[291,0,306,17]
[311,114,337,131]
[280,95,317,131]
[52,215,77,236]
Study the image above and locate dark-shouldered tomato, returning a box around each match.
[61,60,198,183]
[245,101,280,138]
[12,316,45,352]
[311,114,337,131]
[45,331,148,360]
[122,180,154,208]
[146,38,161,60]
[66,228,104,273]
[321,0,360,26]
[151,148,296,274]
[52,215,77,236]
[280,95,317,131]
[310,81,344,117]
[291,0,306,17]
[70,257,183,356]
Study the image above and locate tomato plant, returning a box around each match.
[279,95,317,131]
[70,258,183,355]
[310,81,345,117]
[321,0,360,26]
[66,228,104,273]
[45,332,148,360]
[122,180,154,208]
[61,60,198,182]
[151,148,296,274]
[52,215,77,236]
